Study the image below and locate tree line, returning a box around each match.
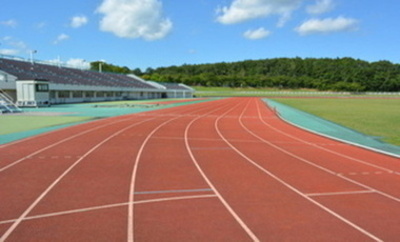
[91,58,400,92]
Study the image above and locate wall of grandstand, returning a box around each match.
[0,56,194,106]
[47,83,162,105]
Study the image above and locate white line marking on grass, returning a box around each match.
[214,98,383,242]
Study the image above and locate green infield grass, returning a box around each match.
[194,87,315,96]
[271,98,400,146]
[0,116,94,135]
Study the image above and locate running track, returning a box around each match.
[0,97,399,241]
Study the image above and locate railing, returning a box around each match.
[0,89,22,114]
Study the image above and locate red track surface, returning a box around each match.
[0,97,399,241]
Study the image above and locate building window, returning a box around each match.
[72,91,83,98]
[58,91,70,98]
[36,84,49,92]
[85,91,94,98]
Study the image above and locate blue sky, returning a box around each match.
[1,0,399,71]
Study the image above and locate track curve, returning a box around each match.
[0,97,399,241]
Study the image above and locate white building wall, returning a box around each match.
[1,69,194,105]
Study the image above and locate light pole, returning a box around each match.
[30,50,37,64]
[81,59,86,70]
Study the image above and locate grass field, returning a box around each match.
[0,116,93,135]
[272,98,400,146]
[1,96,399,148]
[194,87,316,97]
[194,87,400,98]
[0,98,203,137]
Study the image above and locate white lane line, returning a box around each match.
[134,188,213,195]
[0,194,217,225]
[185,99,260,242]
[259,100,398,174]
[128,117,183,242]
[214,98,383,242]
[253,100,400,203]
[135,194,217,205]
[0,117,156,242]
[127,102,228,242]
[0,117,135,173]
[337,174,400,203]
[306,190,375,197]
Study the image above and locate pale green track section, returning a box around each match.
[264,99,400,156]
[0,98,215,145]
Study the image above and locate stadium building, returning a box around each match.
[0,56,194,113]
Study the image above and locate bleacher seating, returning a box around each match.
[0,57,156,89]
[161,82,193,91]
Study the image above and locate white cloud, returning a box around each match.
[243,27,271,40]
[0,49,19,55]
[47,58,90,69]
[0,19,17,28]
[53,33,70,44]
[66,58,90,69]
[97,0,172,41]
[295,16,358,35]
[306,0,335,15]
[35,22,47,29]
[216,0,302,27]
[1,36,27,54]
[70,15,88,28]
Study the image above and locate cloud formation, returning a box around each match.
[216,0,302,27]
[53,33,70,44]
[97,0,172,41]
[243,27,271,40]
[0,19,17,28]
[47,58,90,69]
[0,36,27,55]
[70,15,88,28]
[295,16,358,35]
[306,0,335,15]
[66,58,90,69]
[0,49,19,55]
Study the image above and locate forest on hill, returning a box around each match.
[91,58,400,92]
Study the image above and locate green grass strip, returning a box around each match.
[0,116,94,135]
[271,98,400,146]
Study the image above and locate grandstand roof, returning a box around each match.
[0,57,157,89]
[160,82,193,90]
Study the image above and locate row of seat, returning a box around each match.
[0,58,155,89]
[162,83,191,90]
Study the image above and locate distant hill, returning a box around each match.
[94,58,400,92]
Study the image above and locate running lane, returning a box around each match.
[218,97,399,241]
[0,98,253,241]
[1,97,399,241]
[188,98,375,241]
